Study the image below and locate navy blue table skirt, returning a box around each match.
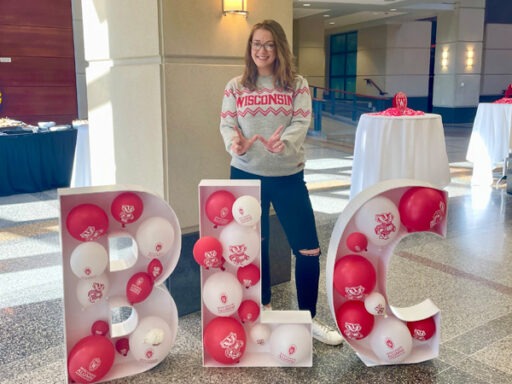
[0,129,77,196]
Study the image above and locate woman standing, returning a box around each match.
[220,19,342,346]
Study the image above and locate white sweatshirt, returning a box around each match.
[220,74,312,177]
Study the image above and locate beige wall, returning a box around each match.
[80,0,293,232]
[357,22,431,97]
[294,15,326,92]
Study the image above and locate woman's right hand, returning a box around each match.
[231,126,258,156]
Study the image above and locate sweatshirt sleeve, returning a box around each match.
[280,76,312,155]
[219,77,239,154]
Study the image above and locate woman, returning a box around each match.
[219,19,342,346]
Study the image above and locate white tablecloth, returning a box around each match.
[70,123,91,187]
[350,113,451,198]
[466,103,512,185]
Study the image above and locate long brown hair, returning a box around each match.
[241,19,297,91]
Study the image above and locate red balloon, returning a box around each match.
[236,263,260,288]
[115,338,130,356]
[66,204,109,242]
[399,187,446,232]
[193,236,225,269]
[333,254,376,300]
[346,232,368,252]
[238,300,260,323]
[68,335,115,383]
[147,258,164,281]
[336,300,374,340]
[110,192,144,227]
[91,320,109,336]
[203,317,246,365]
[205,190,236,226]
[407,317,436,341]
[126,272,154,304]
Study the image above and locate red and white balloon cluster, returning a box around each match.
[62,190,180,383]
[197,184,313,367]
[329,184,446,365]
[195,189,262,365]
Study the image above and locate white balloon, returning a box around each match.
[364,292,387,316]
[269,324,311,365]
[249,323,272,346]
[76,273,110,309]
[219,222,260,267]
[370,316,413,364]
[135,217,175,259]
[232,195,261,227]
[202,271,243,317]
[70,241,108,278]
[129,316,174,363]
[354,196,400,246]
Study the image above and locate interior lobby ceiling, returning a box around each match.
[293,0,458,29]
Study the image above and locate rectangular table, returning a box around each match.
[350,113,451,198]
[466,103,512,186]
[0,128,77,196]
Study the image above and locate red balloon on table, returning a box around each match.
[203,316,247,365]
[67,335,115,383]
[126,272,154,304]
[205,190,236,226]
[333,254,376,300]
[236,263,260,288]
[407,316,436,341]
[66,204,109,242]
[399,187,446,232]
[335,300,375,340]
[110,192,143,227]
[193,236,225,269]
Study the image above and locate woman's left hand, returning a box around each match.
[259,125,285,153]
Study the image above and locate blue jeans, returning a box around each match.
[230,167,320,318]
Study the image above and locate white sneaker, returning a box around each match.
[312,319,343,346]
[261,303,272,311]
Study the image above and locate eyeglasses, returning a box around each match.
[251,41,275,51]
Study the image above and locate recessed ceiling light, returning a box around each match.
[323,14,330,17]
[303,3,311,6]
[329,22,335,25]
[390,8,397,11]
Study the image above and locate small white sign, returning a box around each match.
[0,57,12,63]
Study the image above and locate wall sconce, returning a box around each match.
[441,48,449,70]
[223,0,248,17]
[466,48,474,69]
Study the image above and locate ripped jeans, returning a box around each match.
[230,167,321,318]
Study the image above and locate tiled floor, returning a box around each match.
[1,117,511,383]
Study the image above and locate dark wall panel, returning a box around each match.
[0,0,77,124]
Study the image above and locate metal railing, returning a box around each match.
[310,86,391,134]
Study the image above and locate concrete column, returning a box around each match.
[432,0,486,122]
